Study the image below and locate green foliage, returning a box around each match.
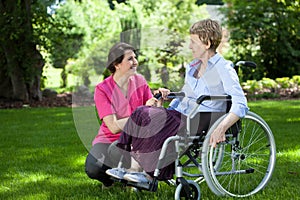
[275,77,291,89]
[292,75,300,85]
[111,0,207,90]
[221,0,300,81]
[261,77,277,89]
[47,2,85,69]
[65,0,121,85]
[242,76,300,99]
[56,0,208,91]
[45,2,85,87]
[0,0,57,100]
[242,80,262,94]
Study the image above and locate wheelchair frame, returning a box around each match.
[110,61,276,200]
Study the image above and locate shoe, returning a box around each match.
[106,168,127,179]
[101,183,114,190]
[102,180,114,188]
[123,172,150,183]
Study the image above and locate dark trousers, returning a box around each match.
[85,142,130,186]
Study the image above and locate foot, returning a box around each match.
[123,172,151,183]
[106,168,127,179]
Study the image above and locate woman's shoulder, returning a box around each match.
[215,55,234,71]
[95,75,114,90]
[131,73,147,83]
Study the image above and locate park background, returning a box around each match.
[0,0,299,199]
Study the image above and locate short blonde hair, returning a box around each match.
[189,19,222,52]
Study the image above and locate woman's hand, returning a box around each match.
[209,125,226,148]
[157,88,170,99]
[209,112,240,148]
[146,97,159,106]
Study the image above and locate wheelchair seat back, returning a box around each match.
[189,112,225,137]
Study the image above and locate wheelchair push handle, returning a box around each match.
[235,61,257,68]
[154,92,185,100]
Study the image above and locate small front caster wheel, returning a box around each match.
[174,180,200,200]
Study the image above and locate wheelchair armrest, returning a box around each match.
[196,95,231,104]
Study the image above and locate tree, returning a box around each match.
[221,0,300,81]
[112,0,207,90]
[69,0,121,86]
[0,0,51,101]
[47,2,84,88]
[0,0,84,101]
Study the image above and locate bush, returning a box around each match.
[242,76,300,99]
[275,77,291,89]
[292,75,300,85]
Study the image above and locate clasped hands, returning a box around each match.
[146,88,170,107]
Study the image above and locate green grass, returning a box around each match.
[0,100,299,200]
[42,66,101,93]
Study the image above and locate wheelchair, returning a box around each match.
[109,61,276,200]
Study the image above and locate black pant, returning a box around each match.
[85,142,130,186]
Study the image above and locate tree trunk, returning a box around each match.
[0,0,44,102]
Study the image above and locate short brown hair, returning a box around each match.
[106,42,135,73]
[189,19,222,52]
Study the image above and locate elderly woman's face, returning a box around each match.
[189,34,209,59]
[116,50,138,75]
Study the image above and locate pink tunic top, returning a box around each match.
[92,74,153,145]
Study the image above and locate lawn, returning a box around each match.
[0,100,299,200]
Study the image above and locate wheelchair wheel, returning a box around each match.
[179,140,224,183]
[174,180,200,200]
[202,111,276,197]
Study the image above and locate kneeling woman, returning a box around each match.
[85,42,160,187]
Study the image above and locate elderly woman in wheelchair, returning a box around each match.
[105,19,276,199]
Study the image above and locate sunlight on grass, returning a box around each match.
[19,172,50,184]
[277,148,300,160]
[19,148,52,160]
[55,112,68,117]
[286,117,300,122]
[22,193,49,200]
[71,155,86,167]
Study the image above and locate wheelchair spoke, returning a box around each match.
[202,112,276,197]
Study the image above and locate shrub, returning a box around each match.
[275,77,291,89]
[242,80,262,95]
[260,78,277,90]
[292,75,300,85]
[242,76,299,99]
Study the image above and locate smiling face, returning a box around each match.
[189,34,210,60]
[115,50,138,76]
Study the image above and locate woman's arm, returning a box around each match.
[209,61,248,147]
[103,114,129,134]
[209,111,240,148]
